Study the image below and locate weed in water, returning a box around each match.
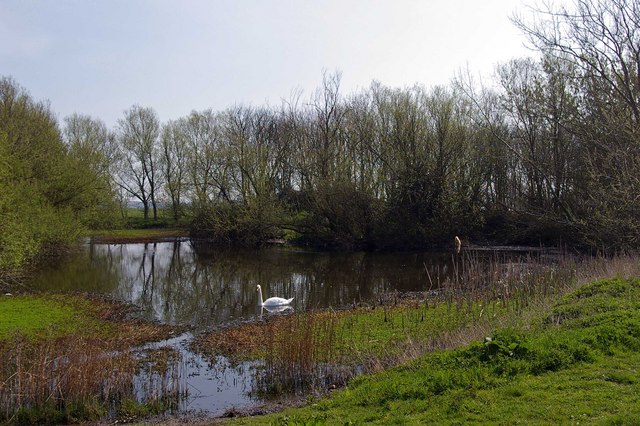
[0,293,184,424]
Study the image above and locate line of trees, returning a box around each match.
[1,0,638,274]
[0,78,118,272]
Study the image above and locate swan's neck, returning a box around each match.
[258,287,264,306]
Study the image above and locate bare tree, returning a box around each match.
[514,0,640,126]
[310,70,346,184]
[514,0,640,249]
[182,110,229,206]
[116,105,161,221]
[161,119,189,221]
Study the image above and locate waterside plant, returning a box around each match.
[227,255,640,424]
[197,251,583,397]
[0,293,184,424]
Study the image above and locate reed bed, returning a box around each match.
[0,335,186,424]
[197,251,640,399]
[0,335,135,423]
[0,296,185,425]
[441,250,577,315]
[256,311,346,395]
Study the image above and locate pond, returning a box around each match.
[29,240,463,327]
[26,239,545,416]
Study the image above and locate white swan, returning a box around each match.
[256,284,293,307]
[262,304,294,314]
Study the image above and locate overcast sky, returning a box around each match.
[1,0,536,127]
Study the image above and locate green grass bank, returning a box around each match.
[227,276,640,425]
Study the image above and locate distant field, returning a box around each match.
[87,207,191,242]
[90,227,189,243]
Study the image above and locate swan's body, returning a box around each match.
[261,304,293,314]
[256,284,293,307]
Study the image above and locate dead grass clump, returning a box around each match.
[67,294,181,347]
[441,251,578,315]
[196,322,268,359]
[257,310,345,395]
[134,346,184,413]
[0,294,184,424]
[0,334,186,424]
[138,347,181,375]
[194,310,349,360]
[575,253,640,283]
[79,294,183,350]
[115,321,179,349]
[0,335,136,423]
[194,311,350,395]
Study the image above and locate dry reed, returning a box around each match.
[0,335,136,422]
[0,308,185,424]
[257,310,346,395]
[134,346,185,412]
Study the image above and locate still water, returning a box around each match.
[30,240,458,328]
[26,239,503,416]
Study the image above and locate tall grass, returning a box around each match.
[442,250,577,315]
[0,335,133,423]
[134,346,185,411]
[0,333,185,424]
[256,311,350,396]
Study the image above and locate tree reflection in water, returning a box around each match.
[30,240,461,328]
[27,240,549,415]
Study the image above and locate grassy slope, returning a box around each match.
[0,294,108,340]
[0,292,177,345]
[232,277,640,425]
